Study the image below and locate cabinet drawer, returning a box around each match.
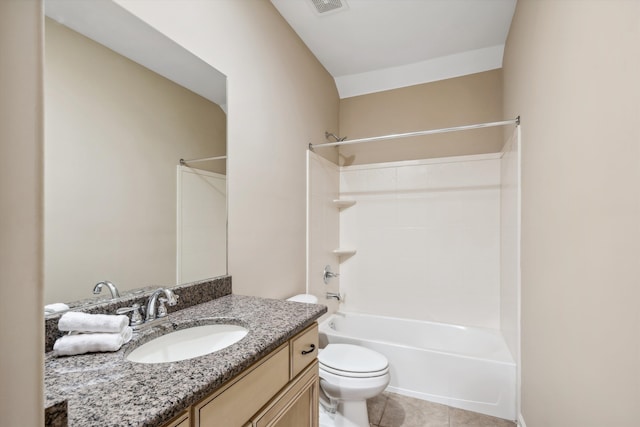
[195,344,289,427]
[290,324,318,379]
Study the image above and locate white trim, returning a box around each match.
[516,124,523,423]
[305,150,310,294]
[336,45,505,99]
[518,413,527,427]
[176,165,182,285]
[340,152,502,172]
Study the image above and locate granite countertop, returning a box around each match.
[44,294,327,427]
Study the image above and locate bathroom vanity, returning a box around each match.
[44,292,325,426]
[176,324,319,427]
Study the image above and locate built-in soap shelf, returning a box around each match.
[333,199,356,209]
[333,249,356,260]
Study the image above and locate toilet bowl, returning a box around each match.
[285,295,390,426]
[318,344,390,427]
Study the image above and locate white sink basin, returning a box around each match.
[127,324,248,364]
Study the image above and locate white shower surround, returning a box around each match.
[339,153,502,329]
[307,147,521,420]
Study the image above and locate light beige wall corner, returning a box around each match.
[115,0,340,298]
[0,0,44,425]
[503,1,640,425]
[338,70,503,165]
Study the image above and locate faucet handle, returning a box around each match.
[165,291,179,306]
[116,303,144,326]
[156,292,179,319]
[323,265,340,284]
[157,298,169,318]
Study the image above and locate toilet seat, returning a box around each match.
[320,363,389,378]
[318,344,389,378]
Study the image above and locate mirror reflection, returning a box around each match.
[44,1,227,308]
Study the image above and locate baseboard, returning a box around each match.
[518,413,527,427]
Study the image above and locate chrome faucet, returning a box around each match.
[323,265,339,284]
[93,280,120,299]
[145,288,178,322]
[326,292,341,301]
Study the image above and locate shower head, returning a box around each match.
[325,132,347,142]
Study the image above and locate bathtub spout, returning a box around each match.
[326,292,341,301]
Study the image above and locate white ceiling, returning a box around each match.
[271,0,517,98]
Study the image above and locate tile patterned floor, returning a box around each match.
[367,392,516,427]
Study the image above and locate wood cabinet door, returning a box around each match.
[160,410,190,427]
[194,344,290,427]
[252,361,319,427]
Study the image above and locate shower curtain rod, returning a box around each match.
[309,117,520,150]
[179,155,227,165]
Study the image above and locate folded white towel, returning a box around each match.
[45,303,69,314]
[58,312,129,334]
[53,327,133,356]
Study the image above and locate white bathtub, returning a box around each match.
[318,312,516,420]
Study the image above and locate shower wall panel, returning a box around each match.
[500,130,520,361]
[307,151,340,316]
[339,153,502,329]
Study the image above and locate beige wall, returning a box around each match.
[44,19,227,304]
[503,1,640,426]
[115,0,339,299]
[0,0,337,422]
[338,70,503,165]
[0,1,44,426]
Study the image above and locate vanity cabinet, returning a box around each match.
[163,323,319,427]
[251,361,318,427]
[290,324,319,378]
[193,344,290,426]
[162,410,190,427]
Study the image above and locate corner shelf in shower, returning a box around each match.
[333,199,356,209]
[333,248,356,261]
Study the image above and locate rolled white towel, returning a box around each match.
[53,327,133,357]
[58,311,129,334]
[45,303,69,314]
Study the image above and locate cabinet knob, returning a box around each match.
[301,344,316,355]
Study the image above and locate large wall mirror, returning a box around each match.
[44,0,228,308]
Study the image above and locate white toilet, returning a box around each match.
[286,294,391,427]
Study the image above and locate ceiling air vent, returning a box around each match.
[310,0,347,15]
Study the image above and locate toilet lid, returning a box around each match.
[318,344,388,374]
